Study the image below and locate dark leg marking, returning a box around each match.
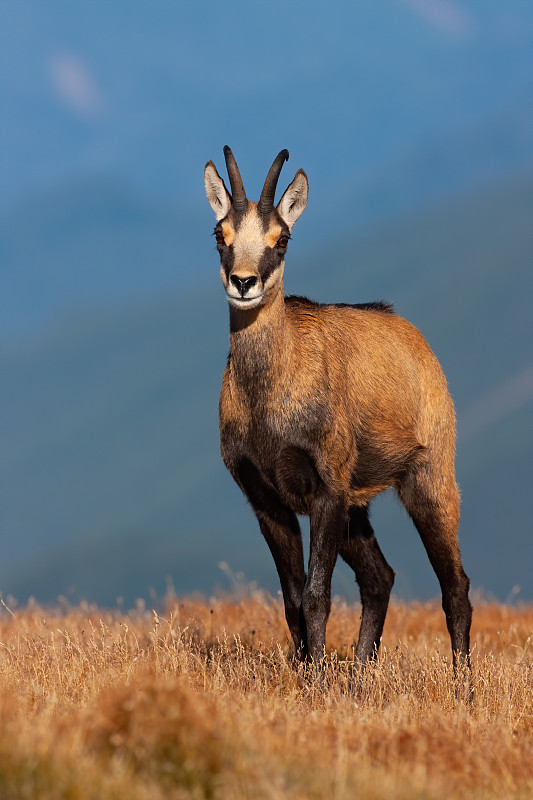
[303,496,346,663]
[339,506,395,663]
[235,459,308,657]
[400,469,472,675]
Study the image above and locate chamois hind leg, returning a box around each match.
[234,459,308,658]
[339,506,395,664]
[399,466,472,675]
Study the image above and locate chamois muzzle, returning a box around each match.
[230,275,258,297]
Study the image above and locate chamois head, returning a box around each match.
[205,147,308,310]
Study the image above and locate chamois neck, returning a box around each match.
[228,283,292,390]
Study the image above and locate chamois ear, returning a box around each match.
[204,161,232,220]
[277,169,308,231]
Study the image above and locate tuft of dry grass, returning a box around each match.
[1,593,532,799]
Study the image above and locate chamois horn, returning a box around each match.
[223,146,247,212]
[257,149,289,216]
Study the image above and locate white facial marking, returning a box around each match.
[262,264,283,294]
[222,207,284,310]
[227,294,264,310]
[225,208,265,306]
[232,208,265,266]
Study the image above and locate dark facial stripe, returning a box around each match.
[256,245,285,283]
[220,245,235,280]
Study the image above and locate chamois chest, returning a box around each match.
[219,367,332,514]
[220,367,329,460]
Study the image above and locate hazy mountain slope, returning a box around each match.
[3,174,531,606]
[1,179,206,340]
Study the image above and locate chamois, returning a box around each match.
[204,146,472,676]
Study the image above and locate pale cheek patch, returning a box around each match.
[263,262,284,293]
[264,223,282,249]
[220,266,228,287]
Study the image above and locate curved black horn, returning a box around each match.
[257,149,289,216]
[223,145,247,212]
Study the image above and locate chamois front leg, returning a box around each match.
[303,497,346,664]
[256,513,308,658]
[234,459,308,657]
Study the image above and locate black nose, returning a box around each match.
[230,275,257,297]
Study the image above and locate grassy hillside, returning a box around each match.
[1,595,532,799]
[2,173,531,606]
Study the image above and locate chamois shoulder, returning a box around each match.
[285,295,395,314]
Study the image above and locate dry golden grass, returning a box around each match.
[1,592,532,799]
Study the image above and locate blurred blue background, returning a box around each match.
[2,0,531,607]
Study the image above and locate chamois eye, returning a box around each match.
[215,232,224,245]
[278,236,289,248]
